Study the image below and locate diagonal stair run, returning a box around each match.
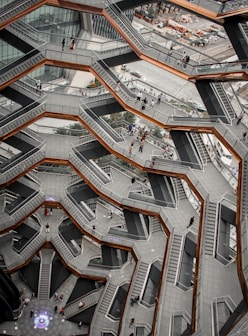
[0,51,45,89]
[51,235,74,262]
[0,0,45,30]
[64,287,104,319]
[104,1,146,50]
[203,201,218,256]
[131,261,149,298]
[166,234,182,283]
[191,132,211,166]
[98,283,117,314]
[211,82,236,121]
[37,249,55,301]
[151,217,162,233]
[0,100,46,137]
[173,178,187,201]
[20,234,46,261]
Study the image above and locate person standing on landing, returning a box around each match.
[187,216,195,228]
[61,38,65,51]
[236,111,245,125]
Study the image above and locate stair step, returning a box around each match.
[166,234,182,283]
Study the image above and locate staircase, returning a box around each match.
[104,1,146,50]
[0,244,22,270]
[3,149,44,183]
[38,249,55,301]
[11,192,44,224]
[20,234,45,260]
[191,132,211,166]
[151,217,162,233]
[203,201,217,256]
[241,159,248,216]
[69,152,105,189]
[0,0,45,28]
[98,283,117,314]
[131,261,149,298]
[51,235,74,262]
[64,287,104,319]
[91,61,131,102]
[6,20,45,48]
[0,52,45,88]
[166,234,182,283]
[211,82,236,121]
[11,78,40,99]
[239,22,248,44]
[81,102,124,143]
[61,195,89,229]
[224,20,248,59]
[173,178,187,201]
